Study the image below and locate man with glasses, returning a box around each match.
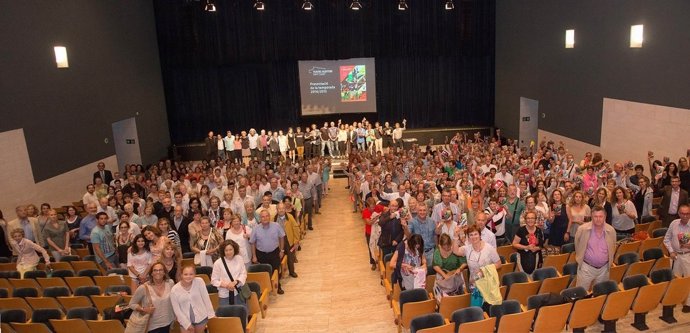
[663,204,690,313]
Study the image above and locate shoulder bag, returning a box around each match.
[222,257,252,302]
[124,284,153,333]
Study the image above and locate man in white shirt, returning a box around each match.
[248,129,259,160]
[223,131,234,160]
[479,155,497,175]
[82,184,99,207]
[495,164,514,186]
[231,185,254,217]
[475,212,497,249]
[663,204,690,312]
[432,190,462,224]
[378,184,411,207]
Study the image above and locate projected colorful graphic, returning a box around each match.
[340,65,367,102]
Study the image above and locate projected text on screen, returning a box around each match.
[299,58,376,116]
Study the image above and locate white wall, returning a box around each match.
[0,129,117,218]
[538,98,690,174]
[601,98,690,169]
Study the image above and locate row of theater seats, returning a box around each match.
[0,261,285,333]
[377,228,690,332]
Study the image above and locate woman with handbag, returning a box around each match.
[171,264,216,333]
[433,233,467,299]
[127,261,175,333]
[191,217,221,267]
[211,240,249,308]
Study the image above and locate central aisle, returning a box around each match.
[255,178,397,333]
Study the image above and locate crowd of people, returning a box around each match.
[2,118,690,329]
[348,128,690,311]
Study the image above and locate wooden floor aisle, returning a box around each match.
[255,178,397,333]
[255,178,690,333]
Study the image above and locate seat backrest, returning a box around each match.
[0,287,7,298]
[206,283,219,294]
[489,299,521,328]
[105,268,128,276]
[66,307,98,320]
[0,271,20,279]
[642,248,663,261]
[562,262,578,276]
[76,269,101,277]
[561,243,575,254]
[12,287,38,298]
[215,305,247,332]
[501,271,528,287]
[560,286,587,302]
[592,280,619,296]
[650,268,674,284]
[532,302,572,333]
[23,270,47,279]
[59,256,80,263]
[104,285,131,295]
[31,308,63,328]
[43,286,70,298]
[399,288,429,310]
[651,228,668,238]
[451,306,483,332]
[531,267,558,281]
[247,281,262,298]
[247,263,273,274]
[82,255,98,262]
[51,270,75,278]
[410,313,445,333]
[509,253,518,263]
[617,252,639,265]
[73,286,101,297]
[622,274,648,290]
[196,266,213,276]
[0,308,27,323]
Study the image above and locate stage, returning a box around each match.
[171,126,492,161]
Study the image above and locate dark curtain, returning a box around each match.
[153,0,495,144]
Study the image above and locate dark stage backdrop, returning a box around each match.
[153,0,495,144]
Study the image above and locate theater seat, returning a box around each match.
[438,293,470,321]
[600,287,637,332]
[66,307,98,321]
[11,323,53,333]
[410,312,445,333]
[393,288,436,332]
[659,275,690,324]
[532,302,572,333]
[49,319,90,333]
[623,274,668,330]
[567,294,606,333]
[489,299,522,330]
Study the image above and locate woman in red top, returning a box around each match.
[362,197,378,270]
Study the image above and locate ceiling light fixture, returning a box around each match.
[397,0,408,11]
[350,0,362,11]
[302,0,313,11]
[444,0,455,11]
[204,0,216,12]
[254,1,265,11]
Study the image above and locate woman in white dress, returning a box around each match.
[225,215,252,267]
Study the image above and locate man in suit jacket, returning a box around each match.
[661,176,689,227]
[170,205,192,253]
[7,205,44,252]
[275,203,300,278]
[93,161,113,185]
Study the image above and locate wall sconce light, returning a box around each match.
[54,46,69,68]
[565,29,575,48]
[630,24,643,48]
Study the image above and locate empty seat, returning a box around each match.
[592,280,619,297]
[57,296,93,311]
[10,322,53,333]
[450,306,489,332]
[608,264,628,284]
[501,271,529,288]
[542,253,569,273]
[410,312,445,333]
[31,308,63,330]
[567,294,606,333]
[643,248,663,261]
[600,287,637,332]
[104,284,131,295]
[495,308,534,333]
[66,307,98,320]
[650,268,674,284]
[393,289,436,332]
[616,252,639,266]
[85,320,125,333]
[209,304,253,333]
[532,302,572,333]
[49,318,90,333]
[560,286,588,302]
[623,274,669,330]
[659,275,690,324]
[36,277,68,290]
[196,266,213,277]
[489,299,522,329]
[0,288,8,298]
[438,293,470,321]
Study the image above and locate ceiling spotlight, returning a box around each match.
[302,0,313,11]
[444,0,455,10]
[398,0,408,11]
[350,0,362,11]
[254,1,265,11]
[204,0,216,12]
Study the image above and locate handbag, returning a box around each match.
[124,284,152,333]
[222,257,252,302]
[194,237,210,265]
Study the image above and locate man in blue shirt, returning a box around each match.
[79,203,99,253]
[405,205,437,265]
[250,210,286,294]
